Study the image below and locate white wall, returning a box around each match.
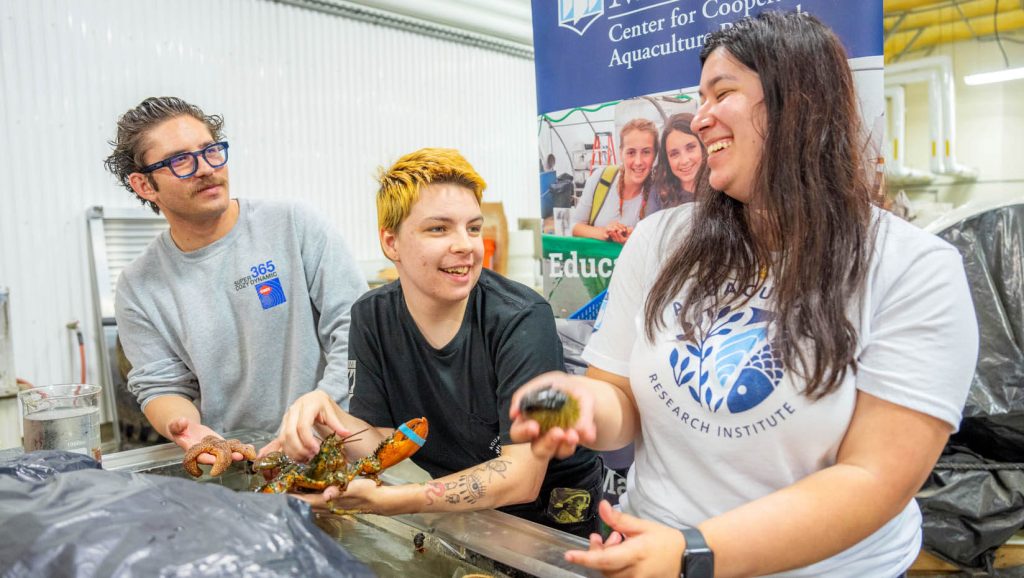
[0,0,538,393]
[895,39,1024,209]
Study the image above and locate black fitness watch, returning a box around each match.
[679,527,714,578]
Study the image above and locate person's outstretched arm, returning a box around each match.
[317,442,549,515]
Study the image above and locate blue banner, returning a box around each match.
[533,0,883,114]
[533,0,885,319]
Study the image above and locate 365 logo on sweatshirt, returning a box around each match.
[234,259,286,310]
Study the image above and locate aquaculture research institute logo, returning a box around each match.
[559,0,604,36]
[669,305,784,415]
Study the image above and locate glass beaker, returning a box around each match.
[19,384,102,461]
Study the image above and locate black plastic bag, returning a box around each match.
[918,203,1024,576]
[938,203,1024,462]
[0,450,101,482]
[0,452,373,578]
[918,446,1024,575]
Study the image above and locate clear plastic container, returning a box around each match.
[19,384,102,461]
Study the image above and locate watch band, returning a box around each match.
[679,527,715,578]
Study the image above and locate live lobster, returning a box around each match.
[253,417,428,494]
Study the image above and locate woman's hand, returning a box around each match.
[509,371,598,460]
[566,500,686,578]
[260,390,350,462]
[605,221,631,244]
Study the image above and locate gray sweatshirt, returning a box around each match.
[115,199,368,434]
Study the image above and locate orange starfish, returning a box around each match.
[182,435,257,477]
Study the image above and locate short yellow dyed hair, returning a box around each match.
[376,148,487,231]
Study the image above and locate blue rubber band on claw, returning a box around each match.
[398,423,426,447]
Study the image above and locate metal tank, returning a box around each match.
[103,431,601,578]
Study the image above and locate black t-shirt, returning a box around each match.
[348,269,601,526]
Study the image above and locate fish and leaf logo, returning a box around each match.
[670,305,783,414]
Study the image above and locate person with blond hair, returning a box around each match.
[266,148,603,536]
[571,118,659,244]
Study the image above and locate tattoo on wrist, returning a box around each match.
[423,481,444,506]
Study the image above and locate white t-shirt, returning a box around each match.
[571,166,645,229]
[583,205,978,577]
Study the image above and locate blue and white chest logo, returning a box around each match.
[559,0,603,36]
[255,278,287,310]
[669,305,783,414]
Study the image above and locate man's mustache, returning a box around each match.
[190,177,227,196]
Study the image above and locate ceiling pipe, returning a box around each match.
[885,0,1018,34]
[885,69,946,175]
[886,55,978,180]
[886,7,1024,55]
[884,85,935,185]
[885,0,949,11]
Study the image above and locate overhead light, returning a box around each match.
[963,66,1024,86]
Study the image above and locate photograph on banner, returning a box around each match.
[539,92,701,318]
[533,0,885,319]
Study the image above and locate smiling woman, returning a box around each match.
[510,11,979,578]
[650,112,705,211]
[570,117,659,244]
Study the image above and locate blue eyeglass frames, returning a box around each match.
[140,141,229,179]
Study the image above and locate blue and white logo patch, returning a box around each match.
[255,278,287,310]
[558,0,603,36]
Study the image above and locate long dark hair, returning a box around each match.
[643,11,875,399]
[652,112,705,208]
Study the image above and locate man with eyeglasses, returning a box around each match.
[104,96,367,470]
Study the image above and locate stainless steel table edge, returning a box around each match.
[102,431,601,578]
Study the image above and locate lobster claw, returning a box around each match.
[374,417,429,471]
